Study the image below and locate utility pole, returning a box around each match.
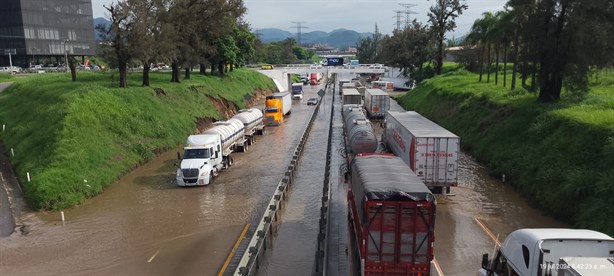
[290,21,308,46]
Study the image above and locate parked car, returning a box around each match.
[0,66,21,74]
[307,97,319,105]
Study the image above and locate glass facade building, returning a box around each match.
[0,0,96,67]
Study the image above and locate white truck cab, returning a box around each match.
[176,134,224,186]
[479,228,614,276]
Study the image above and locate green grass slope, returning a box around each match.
[0,70,275,210]
[398,69,614,235]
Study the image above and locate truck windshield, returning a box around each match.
[183,148,210,159]
[265,107,278,113]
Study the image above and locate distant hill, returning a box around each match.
[92,18,371,48]
[256,28,373,48]
[93,17,111,40]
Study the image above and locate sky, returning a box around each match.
[91,0,508,38]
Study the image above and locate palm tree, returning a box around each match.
[467,13,492,82]
[493,11,513,87]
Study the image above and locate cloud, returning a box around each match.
[92,0,507,37]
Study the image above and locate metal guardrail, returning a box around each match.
[233,85,326,276]
[315,78,336,275]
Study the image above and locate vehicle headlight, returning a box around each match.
[176,169,182,177]
[200,171,208,177]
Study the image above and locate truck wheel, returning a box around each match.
[251,136,255,144]
[228,156,233,167]
[262,127,265,134]
[243,143,249,152]
[209,171,214,184]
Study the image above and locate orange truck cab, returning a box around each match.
[263,92,292,126]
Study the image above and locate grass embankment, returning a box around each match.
[0,74,15,82]
[398,69,614,235]
[0,70,276,210]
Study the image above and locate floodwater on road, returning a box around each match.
[0,82,316,276]
[257,84,332,276]
[433,152,566,276]
[0,73,568,276]
[324,77,567,276]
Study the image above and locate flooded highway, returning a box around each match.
[0,78,318,275]
[257,84,331,275]
[1,71,568,276]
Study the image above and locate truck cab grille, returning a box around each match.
[182,168,199,178]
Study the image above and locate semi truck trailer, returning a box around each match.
[342,105,378,154]
[384,110,460,194]
[364,88,390,120]
[348,153,436,275]
[233,108,265,145]
[264,92,292,126]
[291,83,303,100]
[176,108,267,186]
[342,88,362,105]
[176,118,245,186]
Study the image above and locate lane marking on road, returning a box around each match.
[474,217,501,246]
[433,257,445,276]
[147,249,160,263]
[218,223,250,276]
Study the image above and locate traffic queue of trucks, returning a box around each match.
[176,108,264,186]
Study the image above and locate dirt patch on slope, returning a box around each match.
[244,89,273,107]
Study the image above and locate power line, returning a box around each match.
[290,21,308,46]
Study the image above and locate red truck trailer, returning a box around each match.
[348,153,436,276]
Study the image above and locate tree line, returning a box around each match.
[96,0,317,88]
[97,0,253,88]
[358,0,614,102]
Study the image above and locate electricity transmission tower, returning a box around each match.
[398,3,418,29]
[290,21,308,46]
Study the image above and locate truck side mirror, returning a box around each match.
[481,253,489,270]
[177,152,181,160]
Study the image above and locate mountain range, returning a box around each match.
[256,28,372,47]
[93,18,370,47]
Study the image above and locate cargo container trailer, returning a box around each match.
[348,153,436,275]
[384,110,459,194]
[364,88,390,120]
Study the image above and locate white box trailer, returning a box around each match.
[340,82,356,95]
[384,110,459,193]
[364,88,390,119]
[342,88,362,105]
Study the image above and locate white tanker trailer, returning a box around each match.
[342,105,378,154]
[232,108,265,148]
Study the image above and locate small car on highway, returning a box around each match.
[307,97,319,105]
[261,64,274,70]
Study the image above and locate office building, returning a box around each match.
[0,0,96,67]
